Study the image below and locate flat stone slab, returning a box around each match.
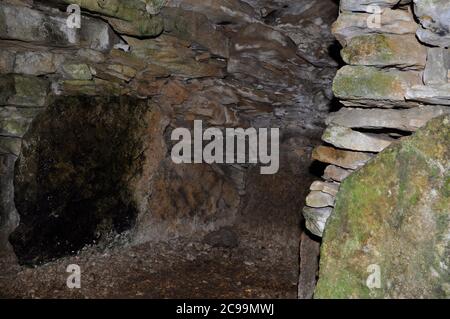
[406,84,450,106]
[326,106,450,132]
[306,191,336,208]
[322,126,394,152]
[0,136,21,156]
[332,9,417,46]
[14,51,65,76]
[333,66,422,108]
[0,50,15,74]
[323,165,354,182]
[302,207,333,238]
[342,34,426,69]
[313,146,373,170]
[60,0,164,37]
[310,181,339,196]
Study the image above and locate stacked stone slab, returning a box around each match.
[303,0,450,237]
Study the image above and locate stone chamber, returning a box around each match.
[0,0,448,299]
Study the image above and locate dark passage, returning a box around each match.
[10,96,149,265]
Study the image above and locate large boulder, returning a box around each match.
[315,115,450,299]
[414,0,450,47]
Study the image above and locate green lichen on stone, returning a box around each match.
[0,118,31,137]
[332,66,404,100]
[134,15,164,36]
[340,34,427,69]
[61,64,92,80]
[0,75,49,107]
[342,34,394,65]
[63,0,164,36]
[64,0,143,21]
[145,0,167,14]
[0,136,22,156]
[315,115,450,299]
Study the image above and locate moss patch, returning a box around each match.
[315,115,450,299]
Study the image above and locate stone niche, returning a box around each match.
[10,96,150,265]
[7,95,243,266]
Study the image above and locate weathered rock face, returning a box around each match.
[0,0,338,272]
[0,3,122,51]
[315,115,450,299]
[131,160,241,244]
[414,0,450,47]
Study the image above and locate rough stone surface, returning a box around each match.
[322,126,394,152]
[315,115,450,299]
[310,181,339,196]
[0,136,21,156]
[313,146,373,170]
[298,232,321,299]
[0,0,340,297]
[14,51,64,76]
[0,50,15,74]
[306,191,335,208]
[406,84,450,106]
[61,64,92,80]
[326,106,450,132]
[0,107,42,137]
[342,34,426,69]
[58,0,165,37]
[332,9,417,46]
[340,0,412,12]
[303,207,333,238]
[323,165,354,182]
[424,48,449,85]
[333,66,421,108]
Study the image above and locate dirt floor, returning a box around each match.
[0,154,313,299]
[0,236,299,299]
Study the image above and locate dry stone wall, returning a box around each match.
[303,0,450,237]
